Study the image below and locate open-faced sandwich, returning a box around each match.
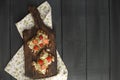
[22,6,57,79]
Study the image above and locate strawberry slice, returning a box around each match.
[39,43,43,47]
[43,39,49,45]
[32,39,38,44]
[33,45,39,51]
[39,35,43,40]
[46,56,52,63]
[41,65,47,70]
[38,59,44,65]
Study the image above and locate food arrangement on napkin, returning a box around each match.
[4,1,68,80]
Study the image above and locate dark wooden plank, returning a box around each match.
[0,0,12,80]
[62,0,86,80]
[87,0,110,80]
[110,0,120,80]
[48,0,62,56]
[10,0,61,79]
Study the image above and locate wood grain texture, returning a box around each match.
[0,0,12,80]
[48,0,62,57]
[0,0,120,80]
[110,0,120,80]
[87,0,110,80]
[62,0,86,80]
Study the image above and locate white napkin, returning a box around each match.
[4,1,68,80]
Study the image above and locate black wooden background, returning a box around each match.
[0,0,120,80]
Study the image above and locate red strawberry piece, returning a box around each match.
[43,39,49,45]
[41,65,47,70]
[46,56,52,63]
[39,43,43,47]
[38,59,44,65]
[33,45,39,51]
[32,39,38,44]
[39,35,43,40]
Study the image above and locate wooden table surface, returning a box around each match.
[0,0,120,80]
